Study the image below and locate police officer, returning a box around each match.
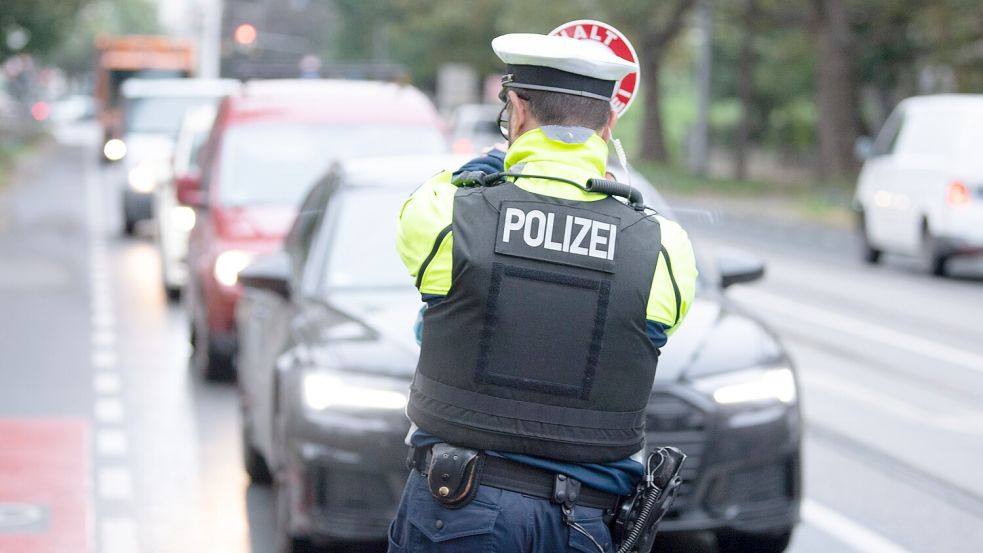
[390,32,697,553]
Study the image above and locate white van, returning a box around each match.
[119,78,240,234]
[855,94,983,275]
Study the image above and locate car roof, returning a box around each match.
[899,94,983,112]
[331,154,670,211]
[180,103,218,132]
[121,78,241,98]
[332,154,472,189]
[220,79,442,126]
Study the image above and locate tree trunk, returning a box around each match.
[640,53,669,163]
[734,0,757,179]
[812,0,859,180]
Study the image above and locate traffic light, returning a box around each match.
[234,24,257,46]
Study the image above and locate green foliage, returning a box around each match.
[0,0,85,61]
[48,0,161,77]
[334,0,606,89]
[314,0,983,182]
[634,159,772,197]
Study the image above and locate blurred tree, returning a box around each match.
[50,0,161,77]
[329,0,399,62]
[809,0,860,180]
[605,0,697,163]
[733,0,758,179]
[851,0,920,131]
[0,0,85,61]
[379,0,601,91]
[321,0,697,164]
[915,0,983,92]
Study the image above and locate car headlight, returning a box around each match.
[170,205,196,232]
[127,163,157,193]
[303,372,408,411]
[104,139,126,161]
[213,250,254,287]
[693,366,796,405]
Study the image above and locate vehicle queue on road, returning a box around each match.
[114,76,803,553]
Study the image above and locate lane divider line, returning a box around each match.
[93,373,121,395]
[96,467,132,501]
[90,313,116,331]
[802,500,915,553]
[91,351,118,371]
[95,430,128,457]
[99,517,139,553]
[93,398,124,424]
[91,329,117,348]
[729,287,983,375]
[805,369,983,434]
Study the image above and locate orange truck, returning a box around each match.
[94,35,195,160]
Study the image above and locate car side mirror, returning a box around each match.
[717,248,765,289]
[239,251,292,298]
[176,170,206,207]
[854,136,875,161]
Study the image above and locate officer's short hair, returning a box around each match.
[519,89,611,132]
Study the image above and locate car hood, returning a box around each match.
[122,133,174,164]
[212,205,296,241]
[310,289,786,383]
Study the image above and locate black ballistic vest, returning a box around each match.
[409,181,662,463]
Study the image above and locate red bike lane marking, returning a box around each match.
[0,418,90,553]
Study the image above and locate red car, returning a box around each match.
[177,79,448,379]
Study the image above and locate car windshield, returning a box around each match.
[125,96,216,136]
[217,124,447,207]
[322,188,415,291]
[318,169,707,293]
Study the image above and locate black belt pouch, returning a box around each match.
[426,443,483,509]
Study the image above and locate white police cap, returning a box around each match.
[492,33,637,101]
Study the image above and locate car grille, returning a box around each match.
[310,466,398,537]
[646,391,707,513]
[706,459,795,517]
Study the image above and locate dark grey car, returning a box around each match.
[236,154,802,553]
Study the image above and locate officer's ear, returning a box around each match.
[599,108,618,143]
[508,90,533,136]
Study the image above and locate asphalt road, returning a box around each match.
[0,123,981,553]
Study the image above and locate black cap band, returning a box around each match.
[503,64,616,101]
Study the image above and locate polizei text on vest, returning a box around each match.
[501,207,617,260]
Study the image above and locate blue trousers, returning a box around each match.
[387,469,614,553]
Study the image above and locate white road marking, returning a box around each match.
[97,467,133,500]
[91,311,116,329]
[100,517,139,553]
[93,372,121,395]
[802,500,914,553]
[91,329,116,348]
[92,349,118,370]
[84,130,138,549]
[91,292,112,307]
[94,398,125,423]
[96,430,128,457]
[90,306,116,324]
[730,287,983,375]
[91,283,112,298]
[806,370,983,434]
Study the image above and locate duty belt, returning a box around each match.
[408,445,620,511]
